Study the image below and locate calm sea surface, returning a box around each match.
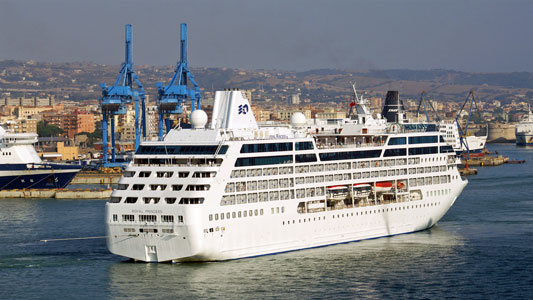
[1,144,532,299]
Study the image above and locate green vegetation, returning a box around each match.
[75,129,101,147]
[37,121,63,137]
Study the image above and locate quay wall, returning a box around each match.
[0,189,112,199]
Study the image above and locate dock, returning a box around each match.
[70,171,122,185]
[461,155,508,167]
[459,167,478,176]
[0,188,112,199]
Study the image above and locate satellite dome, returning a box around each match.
[290,112,306,128]
[190,109,208,129]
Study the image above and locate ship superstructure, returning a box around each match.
[439,120,487,155]
[0,127,81,190]
[106,90,467,262]
[516,106,533,145]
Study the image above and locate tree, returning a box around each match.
[75,129,101,147]
[37,121,64,137]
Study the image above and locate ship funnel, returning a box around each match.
[381,91,407,123]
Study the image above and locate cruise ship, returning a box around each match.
[516,106,533,145]
[439,120,487,156]
[0,127,81,190]
[106,90,468,262]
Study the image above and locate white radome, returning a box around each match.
[290,112,306,128]
[190,109,208,129]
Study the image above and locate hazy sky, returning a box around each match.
[1,0,532,72]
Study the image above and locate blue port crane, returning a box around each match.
[157,23,201,140]
[100,24,146,167]
[416,91,441,122]
[455,90,482,157]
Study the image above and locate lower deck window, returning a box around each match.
[161,215,174,223]
[122,214,135,222]
[139,215,157,222]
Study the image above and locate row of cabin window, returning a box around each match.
[221,175,452,206]
[231,166,294,178]
[221,188,327,206]
[228,156,447,183]
[285,201,443,225]
[123,171,216,178]
[118,183,209,191]
[1,152,12,156]
[408,175,451,187]
[110,196,204,204]
[225,178,294,193]
[229,156,449,180]
[427,189,452,197]
[236,146,448,167]
[209,208,266,222]
[116,214,183,223]
[133,158,223,166]
[231,159,409,180]
[227,165,448,193]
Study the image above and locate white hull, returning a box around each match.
[515,133,533,145]
[107,179,465,262]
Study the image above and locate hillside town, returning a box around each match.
[1,60,531,162]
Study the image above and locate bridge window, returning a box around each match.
[409,147,438,155]
[240,142,293,153]
[296,154,318,163]
[295,141,314,150]
[384,148,406,157]
[235,155,293,167]
[319,150,381,161]
[388,137,406,145]
[408,136,438,144]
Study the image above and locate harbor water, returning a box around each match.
[0,144,532,299]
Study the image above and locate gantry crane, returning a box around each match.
[416,91,441,122]
[455,90,482,156]
[100,24,146,166]
[156,23,201,140]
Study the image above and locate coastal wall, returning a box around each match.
[488,123,516,143]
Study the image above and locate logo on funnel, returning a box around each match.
[238,104,249,115]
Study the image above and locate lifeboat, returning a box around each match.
[375,181,393,192]
[352,183,372,197]
[327,185,349,200]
